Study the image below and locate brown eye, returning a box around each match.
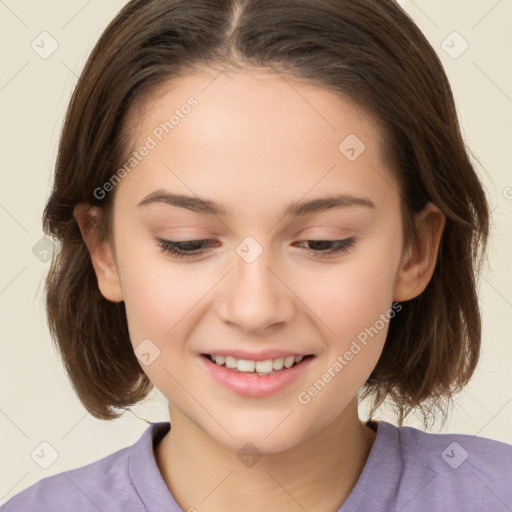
[294,238,356,258]
[155,238,218,259]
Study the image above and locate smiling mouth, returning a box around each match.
[201,353,315,376]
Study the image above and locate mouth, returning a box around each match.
[199,352,316,398]
[201,353,315,376]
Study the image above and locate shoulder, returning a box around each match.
[391,422,512,510]
[1,435,144,512]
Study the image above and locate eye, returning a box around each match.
[155,237,356,260]
[155,238,218,259]
[293,238,356,258]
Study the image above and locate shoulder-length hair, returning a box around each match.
[43,0,489,429]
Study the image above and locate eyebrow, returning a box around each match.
[137,189,376,216]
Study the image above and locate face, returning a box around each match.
[85,69,429,454]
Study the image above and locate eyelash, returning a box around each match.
[155,237,356,260]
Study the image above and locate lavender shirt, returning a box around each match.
[2,419,512,511]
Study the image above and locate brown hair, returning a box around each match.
[43,0,489,428]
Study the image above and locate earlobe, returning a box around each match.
[73,203,124,303]
[393,202,445,302]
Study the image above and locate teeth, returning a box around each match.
[273,357,284,370]
[255,359,274,373]
[225,356,237,369]
[209,354,308,374]
[283,356,295,368]
[237,359,255,372]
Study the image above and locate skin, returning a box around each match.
[74,68,445,512]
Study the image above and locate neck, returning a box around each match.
[155,398,377,512]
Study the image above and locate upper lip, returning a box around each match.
[202,350,314,361]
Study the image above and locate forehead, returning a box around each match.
[130,68,381,147]
[116,69,398,216]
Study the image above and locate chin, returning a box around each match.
[212,421,307,456]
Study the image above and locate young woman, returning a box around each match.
[3,0,511,511]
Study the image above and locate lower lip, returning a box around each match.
[200,354,314,398]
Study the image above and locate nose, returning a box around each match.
[217,243,295,335]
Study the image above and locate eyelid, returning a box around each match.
[155,236,356,260]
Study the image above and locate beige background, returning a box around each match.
[1,0,511,504]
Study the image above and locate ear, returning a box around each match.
[73,203,124,303]
[393,202,445,302]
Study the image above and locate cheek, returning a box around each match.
[310,241,400,330]
[114,236,201,347]
[115,246,205,399]
[291,238,402,430]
